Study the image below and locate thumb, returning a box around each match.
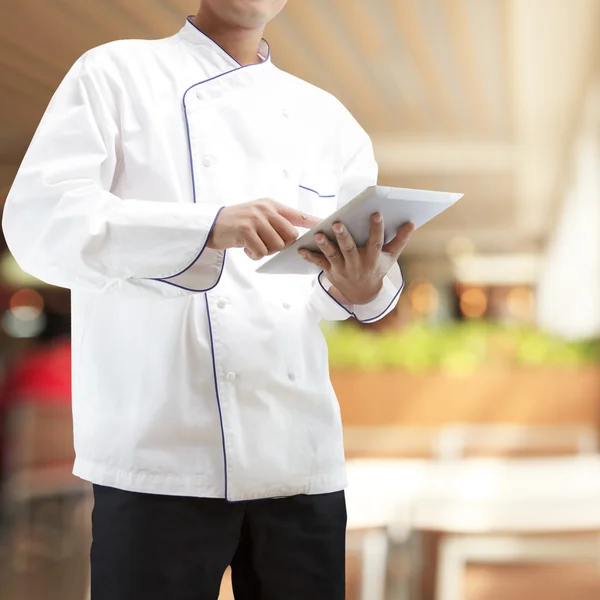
[383,222,415,258]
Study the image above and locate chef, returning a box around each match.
[2,1,414,598]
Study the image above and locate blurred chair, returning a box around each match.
[428,423,600,599]
[347,527,390,600]
[345,425,600,600]
[346,459,431,600]
[406,456,600,600]
[436,533,600,600]
[346,518,421,600]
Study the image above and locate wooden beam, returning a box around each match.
[55,0,153,42]
[440,0,494,134]
[373,138,517,174]
[283,0,396,134]
[0,54,54,99]
[163,0,197,17]
[104,0,181,38]
[330,0,427,130]
[0,165,19,198]
[0,80,48,118]
[508,0,599,234]
[0,38,62,91]
[7,1,105,65]
[0,13,74,74]
[330,0,386,60]
[500,0,516,142]
[264,18,339,96]
[0,141,30,167]
[385,0,460,132]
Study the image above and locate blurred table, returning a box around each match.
[347,456,600,531]
[346,456,600,600]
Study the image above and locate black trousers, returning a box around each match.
[90,484,346,600]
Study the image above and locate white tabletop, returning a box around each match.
[346,456,600,533]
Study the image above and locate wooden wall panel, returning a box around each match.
[333,367,600,427]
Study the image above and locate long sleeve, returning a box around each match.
[2,52,225,298]
[307,119,404,323]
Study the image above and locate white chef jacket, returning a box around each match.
[2,18,404,501]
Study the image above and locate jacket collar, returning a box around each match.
[178,17,271,70]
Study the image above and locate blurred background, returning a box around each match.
[1,1,600,599]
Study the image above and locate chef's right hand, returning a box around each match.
[207,199,321,260]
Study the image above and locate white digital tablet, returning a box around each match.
[256,185,463,275]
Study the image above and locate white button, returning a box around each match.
[282,108,289,118]
[203,156,215,168]
[196,90,203,100]
[288,373,296,381]
[226,372,236,382]
[283,169,290,178]
[282,302,291,310]
[217,299,226,309]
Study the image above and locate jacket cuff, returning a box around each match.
[311,262,405,323]
[148,206,226,293]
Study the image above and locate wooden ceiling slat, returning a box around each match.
[105,0,181,39]
[6,1,104,66]
[264,20,341,97]
[329,0,428,131]
[0,74,48,107]
[55,0,153,44]
[0,0,596,254]
[163,0,196,17]
[0,167,19,196]
[441,0,494,134]
[0,41,59,91]
[385,0,460,132]
[0,141,30,167]
[330,0,386,60]
[0,22,73,75]
[0,85,45,131]
[283,0,394,134]
[500,0,516,142]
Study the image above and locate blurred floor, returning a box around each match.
[465,564,600,600]
[218,554,600,600]
[0,548,89,600]
[0,493,91,600]
[4,529,600,600]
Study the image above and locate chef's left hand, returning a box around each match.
[299,214,415,305]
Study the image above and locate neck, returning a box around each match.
[193,8,265,66]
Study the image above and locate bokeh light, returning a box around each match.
[460,287,488,319]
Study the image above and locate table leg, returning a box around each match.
[360,529,389,600]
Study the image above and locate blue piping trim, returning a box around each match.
[152,46,268,292]
[182,54,269,208]
[205,295,229,501]
[152,251,227,292]
[153,42,272,496]
[299,184,336,199]
[183,71,238,206]
[172,57,268,496]
[261,39,272,63]
[317,266,405,323]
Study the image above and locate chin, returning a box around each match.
[216,0,285,29]
[232,12,271,29]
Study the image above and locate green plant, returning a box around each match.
[323,322,600,374]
